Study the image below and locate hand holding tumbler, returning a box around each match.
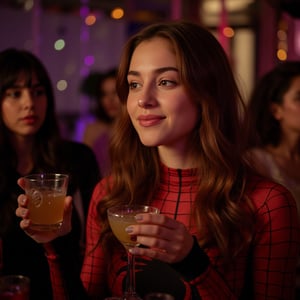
[23,173,69,231]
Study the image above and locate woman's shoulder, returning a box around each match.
[246,174,297,212]
[246,174,289,192]
[90,176,112,204]
[249,147,272,161]
[247,146,279,177]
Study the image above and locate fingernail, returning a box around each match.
[21,196,26,205]
[125,226,133,233]
[129,248,137,255]
[21,209,27,217]
[23,219,30,226]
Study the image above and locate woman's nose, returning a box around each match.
[137,90,158,108]
[22,89,34,108]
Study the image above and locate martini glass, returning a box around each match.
[107,205,160,300]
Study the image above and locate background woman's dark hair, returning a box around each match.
[80,68,118,123]
[247,60,300,147]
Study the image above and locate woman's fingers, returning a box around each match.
[126,214,194,263]
[60,196,73,234]
[16,194,29,219]
[17,177,25,190]
[16,195,73,243]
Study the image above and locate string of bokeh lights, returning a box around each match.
[55,6,124,93]
[25,0,125,94]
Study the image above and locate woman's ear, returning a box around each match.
[270,102,282,121]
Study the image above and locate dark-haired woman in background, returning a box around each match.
[82,68,121,176]
[0,48,100,300]
[246,60,300,298]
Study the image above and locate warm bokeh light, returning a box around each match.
[277,29,287,40]
[277,17,288,61]
[223,27,234,38]
[24,0,33,11]
[111,7,124,19]
[56,80,68,91]
[85,14,96,26]
[54,39,65,51]
[277,49,287,61]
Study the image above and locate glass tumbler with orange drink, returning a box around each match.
[23,173,69,231]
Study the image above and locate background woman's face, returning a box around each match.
[1,74,47,137]
[100,77,121,119]
[271,75,300,134]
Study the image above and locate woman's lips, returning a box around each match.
[21,116,37,125]
[137,115,165,127]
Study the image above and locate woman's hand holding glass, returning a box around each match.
[15,177,73,243]
[126,213,194,264]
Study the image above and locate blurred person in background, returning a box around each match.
[0,48,100,300]
[246,60,300,297]
[81,68,121,176]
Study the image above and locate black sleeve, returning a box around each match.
[74,143,101,216]
[63,141,101,215]
[170,236,209,281]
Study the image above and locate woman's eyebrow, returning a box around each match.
[128,66,179,77]
[31,83,44,88]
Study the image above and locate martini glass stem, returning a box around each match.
[124,250,140,299]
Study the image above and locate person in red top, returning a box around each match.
[16,21,300,299]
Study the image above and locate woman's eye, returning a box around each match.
[32,88,46,97]
[159,80,176,87]
[129,82,140,89]
[5,90,22,99]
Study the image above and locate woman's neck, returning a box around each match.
[265,138,300,182]
[11,135,34,175]
[267,136,300,161]
[158,145,197,169]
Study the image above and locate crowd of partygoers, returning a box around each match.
[0,14,299,300]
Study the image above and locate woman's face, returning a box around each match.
[272,75,300,135]
[126,37,198,152]
[1,74,47,138]
[100,77,121,119]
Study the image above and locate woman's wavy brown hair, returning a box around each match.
[98,21,255,262]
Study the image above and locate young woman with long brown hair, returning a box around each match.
[16,21,299,299]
